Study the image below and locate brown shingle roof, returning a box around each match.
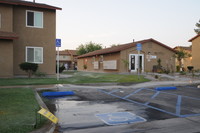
[77,38,176,59]
[0,0,62,10]
[68,50,78,56]
[188,34,200,42]
[174,46,192,51]
[0,31,18,40]
[58,50,77,56]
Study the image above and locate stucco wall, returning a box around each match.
[13,6,56,76]
[192,37,200,70]
[120,41,176,73]
[77,52,120,73]
[0,40,13,77]
[0,4,13,32]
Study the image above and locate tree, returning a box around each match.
[76,41,102,55]
[174,48,191,72]
[194,19,200,34]
[19,62,38,78]
[110,44,120,47]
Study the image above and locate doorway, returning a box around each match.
[129,54,144,72]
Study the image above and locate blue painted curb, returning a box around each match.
[155,86,177,91]
[42,91,75,97]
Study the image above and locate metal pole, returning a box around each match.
[57,47,59,81]
[138,50,140,80]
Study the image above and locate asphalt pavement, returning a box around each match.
[38,73,200,133]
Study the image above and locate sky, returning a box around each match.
[27,0,199,50]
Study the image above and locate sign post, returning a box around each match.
[56,39,61,81]
[136,43,142,80]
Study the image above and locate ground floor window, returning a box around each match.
[26,46,43,64]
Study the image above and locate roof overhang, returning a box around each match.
[0,0,62,10]
[0,31,18,40]
[77,38,176,59]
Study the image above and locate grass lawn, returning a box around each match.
[64,71,149,83]
[0,88,46,133]
[0,71,149,86]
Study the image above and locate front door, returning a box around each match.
[129,54,144,72]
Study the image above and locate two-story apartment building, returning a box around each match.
[0,0,61,77]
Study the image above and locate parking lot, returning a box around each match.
[43,83,200,133]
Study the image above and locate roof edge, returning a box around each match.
[77,38,176,59]
[0,0,62,10]
[0,36,18,40]
[188,34,200,42]
[0,31,18,40]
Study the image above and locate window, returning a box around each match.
[26,47,43,64]
[0,14,1,28]
[92,56,95,64]
[26,10,43,28]
[100,55,104,63]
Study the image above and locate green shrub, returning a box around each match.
[155,75,159,79]
[19,62,38,78]
[83,64,87,70]
[187,66,194,72]
[176,65,180,72]
[180,71,186,75]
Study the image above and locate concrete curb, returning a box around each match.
[30,88,57,133]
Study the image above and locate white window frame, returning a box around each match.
[0,14,1,28]
[26,10,43,28]
[26,46,43,64]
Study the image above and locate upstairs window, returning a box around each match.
[0,14,1,28]
[26,10,43,28]
[26,47,43,64]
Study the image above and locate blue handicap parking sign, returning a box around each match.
[95,112,146,126]
[136,43,142,51]
[56,39,61,47]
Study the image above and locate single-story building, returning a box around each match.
[189,34,200,70]
[77,38,176,73]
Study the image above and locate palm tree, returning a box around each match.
[194,19,200,34]
[174,48,191,71]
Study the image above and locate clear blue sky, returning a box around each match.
[29,0,199,50]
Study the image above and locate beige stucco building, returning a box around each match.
[0,0,61,77]
[77,38,176,73]
[189,34,200,70]
[174,46,192,71]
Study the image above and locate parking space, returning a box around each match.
[43,84,200,133]
[98,85,200,118]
